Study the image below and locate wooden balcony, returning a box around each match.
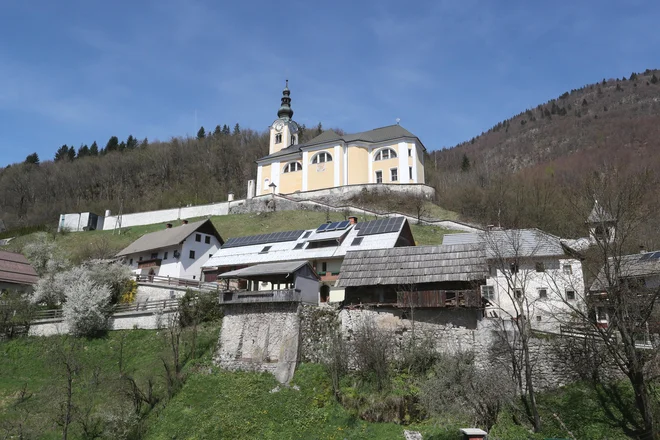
[396,290,481,308]
[219,289,303,304]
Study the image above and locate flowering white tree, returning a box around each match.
[62,273,111,337]
[22,232,69,277]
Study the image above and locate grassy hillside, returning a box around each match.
[4,210,457,263]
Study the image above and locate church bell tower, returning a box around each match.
[269,80,299,155]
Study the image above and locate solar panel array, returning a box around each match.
[222,230,305,249]
[357,217,404,237]
[316,220,351,233]
[639,251,660,261]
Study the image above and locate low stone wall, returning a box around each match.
[213,302,300,384]
[285,183,436,203]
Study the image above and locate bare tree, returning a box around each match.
[51,337,82,440]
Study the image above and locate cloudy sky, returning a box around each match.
[0,0,658,165]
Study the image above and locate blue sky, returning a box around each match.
[1,0,658,166]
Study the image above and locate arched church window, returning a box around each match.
[374,148,397,161]
[283,162,302,173]
[311,152,333,164]
[275,133,282,144]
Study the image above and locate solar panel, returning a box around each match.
[316,223,330,232]
[640,253,653,261]
[357,217,405,237]
[336,220,350,230]
[325,221,341,232]
[651,252,660,260]
[221,229,305,248]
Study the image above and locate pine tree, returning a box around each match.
[24,153,40,165]
[582,98,588,106]
[197,126,206,139]
[630,72,638,81]
[651,74,658,84]
[89,141,99,156]
[67,146,76,161]
[105,136,119,152]
[118,141,126,152]
[140,138,149,148]
[126,135,138,149]
[233,123,240,135]
[460,154,471,172]
[222,124,230,135]
[54,145,70,161]
[315,122,323,136]
[77,145,90,158]
[213,125,222,136]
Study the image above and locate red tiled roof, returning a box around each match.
[0,250,39,286]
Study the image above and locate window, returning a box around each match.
[374,148,397,161]
[510,263,519,274]
[375,170,383,184]
[205,236,211,244]
[129,258,133,265]
[291,134,295,145]
[195,234,201,242]
[514,289,523,299]
[302,231,312,238]
[293,243,305,250]
[481,285,495,300]
[409,166,413,180]
[260,246,272,254]
[566,290,576,300]
[311,152,332,164]
[139,257,143,261]
[209,254,213,258]
[536,315,542,322]
[535,262,545,272]
[151,252,158,259]
[408,148,412,157]
[283,162,303,173]
[351,237,364,246]
[563,264,572,274]
[275,133,282,144]
[321,262,327,273]
[189,250,196,259]
[164,251,168,260]
[538,288,548,299]
[390,168,398,182]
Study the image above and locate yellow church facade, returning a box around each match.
[255,83,426,196]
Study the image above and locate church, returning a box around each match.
[255,82,427,196]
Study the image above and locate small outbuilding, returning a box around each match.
[218,260,320,305]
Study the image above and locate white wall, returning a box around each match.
[124,246,183,278]
[484,257,585,332]
[179,233,222,280]
[102,202,231,231]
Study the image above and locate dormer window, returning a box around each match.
[275,133,282,144]
[374,148,397,161]
[283,162,303,173]
[311,152,332,164]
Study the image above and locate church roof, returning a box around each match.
[258,125,424,162]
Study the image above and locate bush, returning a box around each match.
[62,273,111,337]
[178,289,223,327]
[0,290,34,338]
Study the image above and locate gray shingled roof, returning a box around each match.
[258,125,424,162]
[590,250,660,291]
[337,244,486,287]
[116,219,222,257]
[0,250,39,286]
[219,260,313,279]
[442,229,566,259]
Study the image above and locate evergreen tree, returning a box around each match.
[197,126,206,139]
[140,137,149,148]
[67,146,76,161]
[24,153,39,165]
[233,123,240,135]
[77,145,90,158]
[315,122,323,136]
[222,124,230,135]
[460,154,471,172]
[582,98,588,106]
[54,145,70,161]
[89,141,99,156]
[651,74,658,84]
[630,72,638,81]
[126,135,138,149]
[213,125,222,136]
[105,136,119,152]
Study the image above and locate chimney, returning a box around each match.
[640,244,646,254]
[182,220,189,225]
[348,216,358,225]
[166,223,173,229]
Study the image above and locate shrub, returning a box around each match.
[62,273,111,337]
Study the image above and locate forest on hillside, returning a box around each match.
[0,123,325,230]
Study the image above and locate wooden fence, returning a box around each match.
[135,274,221,292]
[33,298,183,321]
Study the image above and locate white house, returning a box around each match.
[116,219,224,281]
[443,229,586,332]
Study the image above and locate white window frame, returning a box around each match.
[374,147,397,161]
[390,167,398,182]
[481,285,495,300]
[283,162,302,173]
[537,287,548,300]
[375,170,383,184]
[310,151,332,164]
[563,264,572,275]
